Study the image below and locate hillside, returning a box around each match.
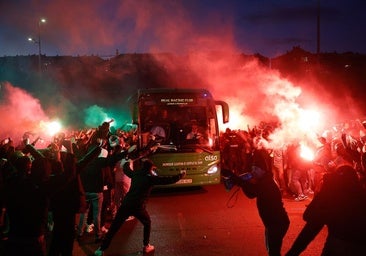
[1,47,366,130]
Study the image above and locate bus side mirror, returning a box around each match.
[215,100,229,124]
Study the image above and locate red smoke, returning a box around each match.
[1,0,363,150]
[151,53,340,149]
[0,82,49,144]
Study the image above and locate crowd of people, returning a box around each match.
[221,118,366,255]
[0,121,157,255]
[220,119,366,201]
[1,117,366,255]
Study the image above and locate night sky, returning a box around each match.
[1,0,365,146]
[1,0,365,57]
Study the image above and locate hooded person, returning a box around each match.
[286,165,366,256]
[222,148,290,256]
[94,156,186,256]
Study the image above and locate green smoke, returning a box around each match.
[84,104,132,130]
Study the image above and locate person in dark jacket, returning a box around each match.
[223,148,290,256]
[3,144,53,256]
[48,141,101,256]
[77,146,116,242]
[285,165,366,256]
[94,157,185,256]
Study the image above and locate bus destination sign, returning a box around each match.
[160,98,195,105]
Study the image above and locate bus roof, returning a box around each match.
[137,88,212,96]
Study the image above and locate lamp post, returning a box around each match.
[28,18,46,72]
[317,0,320,55]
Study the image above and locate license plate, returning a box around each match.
[176,178,193,184]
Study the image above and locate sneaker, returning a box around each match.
[143,244,155,253]
[295,194,308,201]
[86,223,94,233]
[101,226,109,233]
[94,247,104,256]
[126,216,135,221]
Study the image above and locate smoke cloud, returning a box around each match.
[0,82,48,141]
[1,0,364,150]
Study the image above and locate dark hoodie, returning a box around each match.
[122,159,184,207]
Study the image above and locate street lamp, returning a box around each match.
[317,0,320,55]
[28,18,46,72]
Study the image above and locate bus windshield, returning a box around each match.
[141,106,216,150]
[132,88,229,187]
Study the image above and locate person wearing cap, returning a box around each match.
[94,157,186,256]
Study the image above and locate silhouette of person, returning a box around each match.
[3,145,52,256]
[186,120,207,144]
[285,165,366,256]
[94,157,185,256]
[48,141,101,256]
[223,148,290,256]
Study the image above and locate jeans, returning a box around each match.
[77,192,103,239]
[100,202,151,251]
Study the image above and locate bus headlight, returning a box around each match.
[207,165,218,174]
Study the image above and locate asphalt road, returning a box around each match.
[73,183,326,256]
